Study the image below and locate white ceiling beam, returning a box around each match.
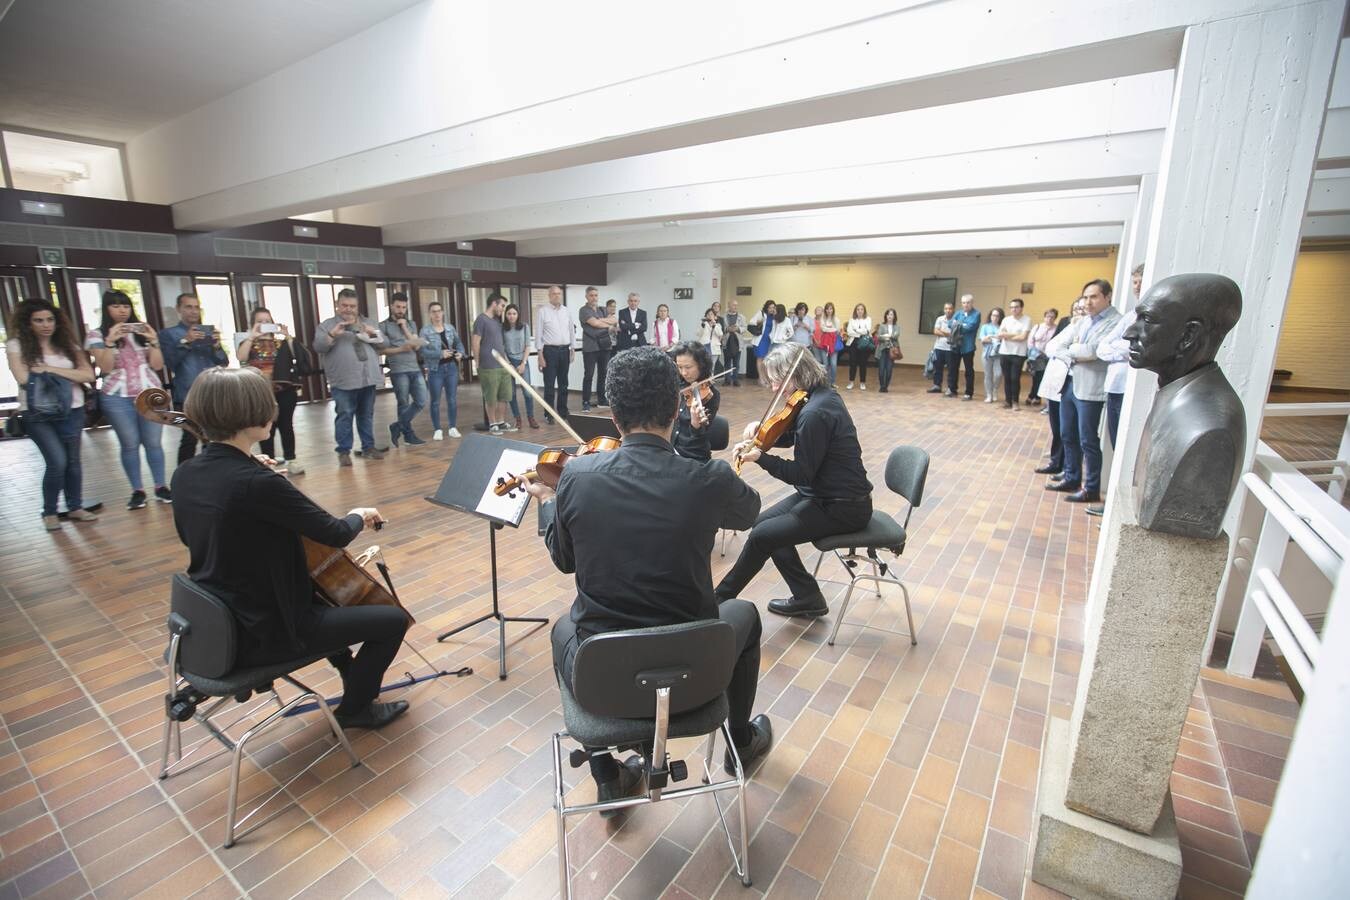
[606,226,1124,262]
[1301,213,1350,237]
[1308,172,1350,214]
[164,0,1309,229]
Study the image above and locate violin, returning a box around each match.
[733,346,809,474]
[494,436,621,497]
[135,388,414,622]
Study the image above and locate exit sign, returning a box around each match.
[38,247,67,267]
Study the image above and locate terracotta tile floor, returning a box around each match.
[0,366,1302,898]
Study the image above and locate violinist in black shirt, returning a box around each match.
[716,343,873,618]
[170,368,411,730]
[671,340,720,461]
[524,347,773,812]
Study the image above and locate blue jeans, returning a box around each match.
[1106,391,1123,448]
[1059,378,1106,492]
[508,357,535,419]
[101,392,166,491]
[427,364,459,431]
[332,385,376,454]
[27,406,85,516]
[877,351,894,390]
[823,349,838,385]
[389,370,428,438]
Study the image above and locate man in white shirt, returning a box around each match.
[1085,264,1144,517]
[927,301,956,395]
[996,297,1033,409]
[534,285,576,423]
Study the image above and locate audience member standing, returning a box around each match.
[6,298,97,530]
[722,299,745,386]
[236,307,312,472]
[1036,301,1085,478]
[419,300,465,440]
[313,289,386,466]
[605,299,620,346]
[502,303,539,429]
[950,293,981,400]
[844,303,873,390]
[698,307,725,373]
[1046,280,1121,503]
[875,308,900,393]
[160,292,227,463]
[472,292,515,434]
[979,308,1004,403]
[997,298,1032,408]
[816,302,840,384]
[652,303,680,351]
[791,303,814,349]
[617,292,647,350]
[768,304,793,346]
[535,285,576,423]
[578,286,614,412]
[379,292,428,447]
[86,290,170,508]
[1085,264,1144,517]
[928,301,956,394]
[1026,308,1058,404]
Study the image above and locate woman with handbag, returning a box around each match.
[86,289,170,510]
[875,308,901,393]
[236,307,313,472]
[6,298,99,531]
[844,303,874,390]
[1026,308,1058,405]
[815,302,841,385]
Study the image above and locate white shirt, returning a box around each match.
[534,303,576,351]
[1097,310,1135,394]
[997,314,1033,356]
[846,317,873,341]
[652,317,681,348]
[932,316,953,351]
[769,319,794,344]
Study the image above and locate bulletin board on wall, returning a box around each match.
[918,277,958,334]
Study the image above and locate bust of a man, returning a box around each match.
[1124,274,1245,539]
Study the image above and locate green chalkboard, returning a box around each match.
[919,277,958,335]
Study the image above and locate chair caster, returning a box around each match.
[224,840,235,850]
[741,875,753,887]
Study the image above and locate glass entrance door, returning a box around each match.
[236,275,328,402]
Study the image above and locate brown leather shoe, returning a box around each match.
[528,417,541,429]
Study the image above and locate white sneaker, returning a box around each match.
[285,460,305,475]
[502,422,520,433]
[433,429,444,441]
[984,396,993,403]
[489,424,504,435]
[448,427,462,438]
[860,384,867,391]
[845,382,854,390]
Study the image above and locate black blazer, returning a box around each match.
[617,307,648,350]
[171,443,364,663]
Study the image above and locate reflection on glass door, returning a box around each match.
[238,279,299,335]
[364,279,411,325]
[0,272,36,400]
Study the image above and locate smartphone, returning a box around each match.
[259,323,279,334]
[126,323,147,333]
[200,324,215,337]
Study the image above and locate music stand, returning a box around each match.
[426,432,550,679]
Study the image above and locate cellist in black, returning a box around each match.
[717,343,873,618]
[170,367,410,729]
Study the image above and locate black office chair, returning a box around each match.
[552,619,752,898]
[158,574,360,848]
[811,445,929,647]
[707,415,742,557]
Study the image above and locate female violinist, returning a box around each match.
[672,341,720,461]
[716,343,873,619]
[170,367,411,730]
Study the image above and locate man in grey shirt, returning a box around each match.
[379,292,428,447]
[578,286,615,411]
[313,288,386,466]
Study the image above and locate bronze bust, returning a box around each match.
[1124,274,1245,538]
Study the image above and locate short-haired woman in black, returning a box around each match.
[717,343,872,617]
[172,367,410,729]
[671,340,721,461]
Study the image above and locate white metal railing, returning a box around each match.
[1261,402,1350,502]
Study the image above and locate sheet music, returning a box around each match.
[475,448,540,525]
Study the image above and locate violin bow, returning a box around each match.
[491,349,587,445]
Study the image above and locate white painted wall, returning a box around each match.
[602,258,720,347]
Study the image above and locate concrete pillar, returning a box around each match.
[1033,4,1345,898]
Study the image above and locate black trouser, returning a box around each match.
[552,600,762,783]
[931,348,950,388]
[541,345,570,418]
[999,354,1025,405]
[581,348,610,405]
[240,604,409,716]
[947,350,975,397]
[716,492,872,605]
[1028,362,1046,400]
[1046,399,1063,471]
[177,428,199,465]
[260,387,298,460]
[847,345,870,384]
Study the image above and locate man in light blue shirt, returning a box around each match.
[949,293,982,399]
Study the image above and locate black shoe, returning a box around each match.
[1034,464,1061,475]
[544,414,555,425]
[127,490,147,510]
[404,432,426,445]
[335,700,409,730]
[1066,490,1101,504]
[1046,480,1081,493]
[388,423,401,448]
[596,755,646,819]
[725,715,773,775]
[767,596,829,618]
[154,486,173,504]
[1085,505,1105,517]
[58,500,103,520]
[582,402,592,412]
[358,447,385,460]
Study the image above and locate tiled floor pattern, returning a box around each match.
[0,367,1303,898]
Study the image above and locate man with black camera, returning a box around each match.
[313,289,386,466]
[161,292,228,462]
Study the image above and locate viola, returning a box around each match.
[734,390,807,474]
[494,436,621,497]
[134,387,414,622]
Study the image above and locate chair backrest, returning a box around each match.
[708,415,730,452]
[885,446,930,510]
[169,574,238,678]
[572,620,734,718]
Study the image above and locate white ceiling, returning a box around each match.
[0,0,426,142]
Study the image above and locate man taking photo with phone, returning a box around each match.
[161,292,228,462]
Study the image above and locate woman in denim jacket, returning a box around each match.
[419,301,466,440]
